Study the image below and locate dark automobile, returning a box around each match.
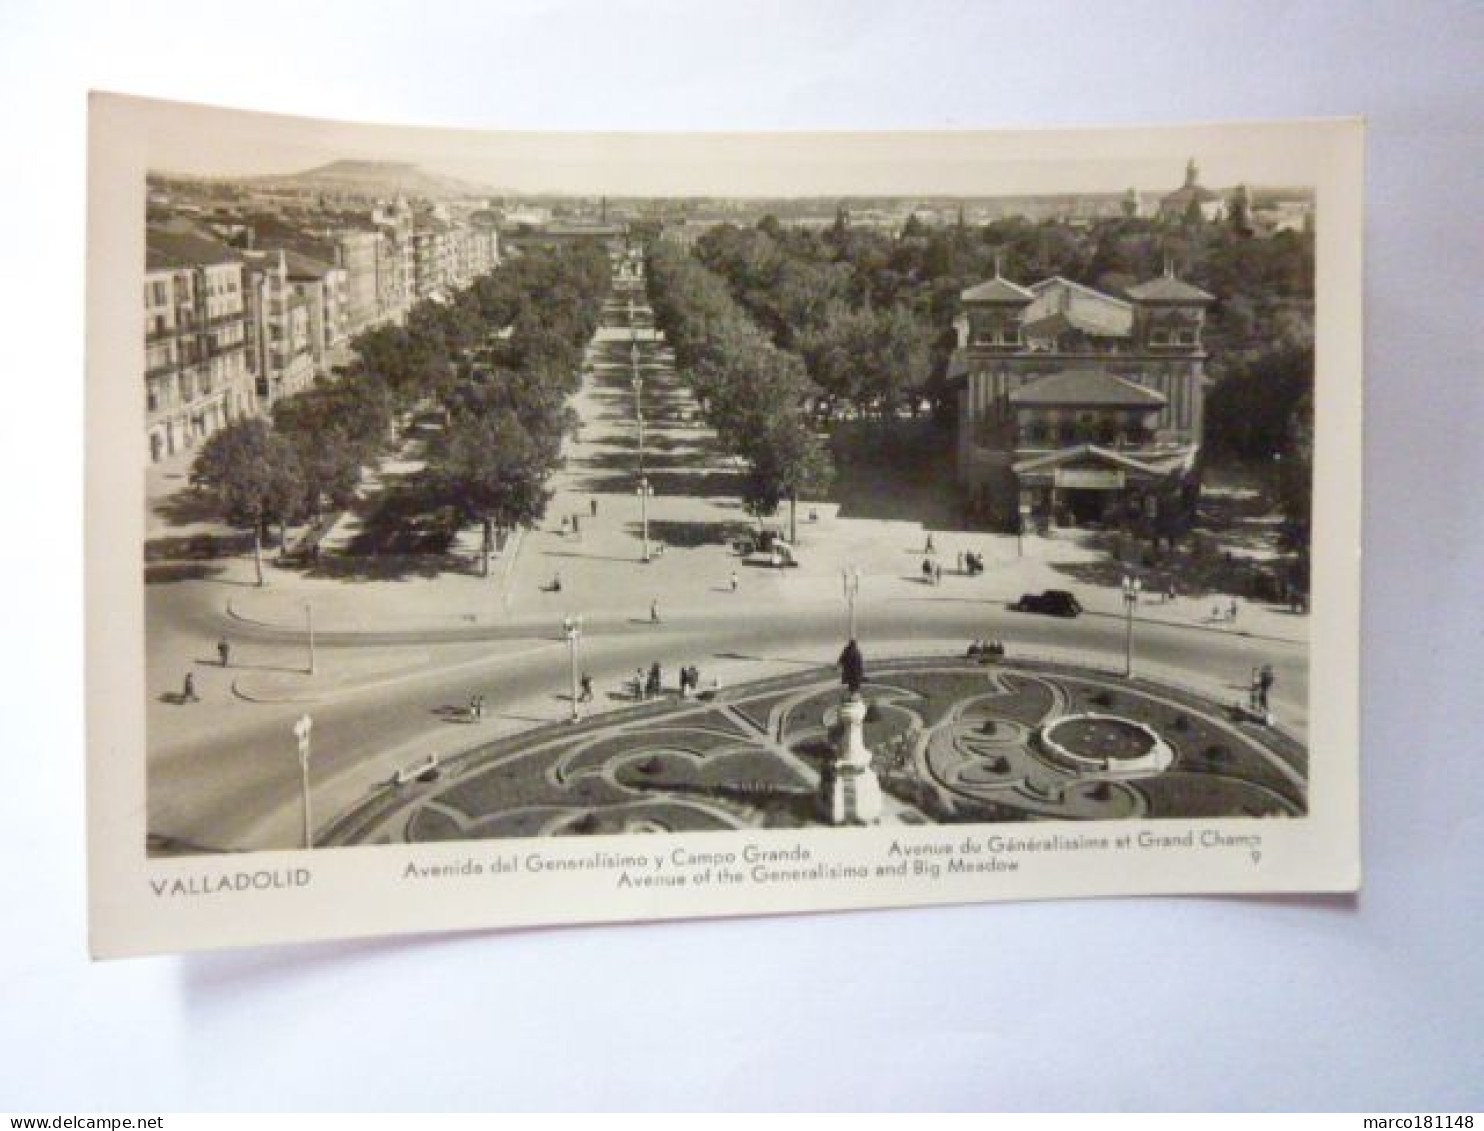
[1010,589,1083,618]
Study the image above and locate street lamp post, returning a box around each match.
[305,601,316,675]
[293,713,314,849]
[1121,574,1142,678]
[631,372,645,477]
[842,567,862,640]
[562,615,583,723]
[637,477,654,562]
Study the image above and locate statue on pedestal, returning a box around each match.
[838,638,864,695]
[823,639,883,825]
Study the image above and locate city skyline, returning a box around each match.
[130,96,1329,198]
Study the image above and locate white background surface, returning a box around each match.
[1,0,1480,1112]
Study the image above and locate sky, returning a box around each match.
[125,94,1328,198]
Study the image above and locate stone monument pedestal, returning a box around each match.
[823,693,883,825]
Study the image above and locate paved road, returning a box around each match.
[148,575,1306,853]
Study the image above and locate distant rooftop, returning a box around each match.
[1124,273,1215,304]
[1025,277,1134,338]
[961,275,1035,304]
[145,228,242,271]
[279,248,337,279]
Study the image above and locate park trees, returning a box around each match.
[1204,339,1314,466]
[431,410,554,577]
[740,409,834,543]
[190,417,305,585]
[797,303,932,421]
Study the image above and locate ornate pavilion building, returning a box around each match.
[950,263,1215,534]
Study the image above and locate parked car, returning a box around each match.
[731,527,788,557]
[1010,590,1082,618]
[745,540,798,569]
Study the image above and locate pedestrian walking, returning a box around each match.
[217,637,231,668]
[1258,664,1275,712]
[730,570,739,592]
[650,599,661,624]
[181,671,198,703]
[634,667,648,701]
[924,532,936,555]
[590,498,599,519]
[922,559,934,584]
[934,561,943,586]
[646,662,663,698]
[551,571,562,593]
[579,674,594,703]
[1228,598,1240,624]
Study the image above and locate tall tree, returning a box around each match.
[741,411,834,543]
[432,411,554,577]
[190,418,304,585]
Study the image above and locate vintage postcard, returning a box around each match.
[87,94,1362,957]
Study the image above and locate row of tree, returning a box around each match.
[430,244,610,574]
[693,223,937,422]
[190,242,611,582]
[645,242,832,539]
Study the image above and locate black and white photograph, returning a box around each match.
[87,95,1362,956]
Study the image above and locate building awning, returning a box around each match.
[1012,443,1195,482]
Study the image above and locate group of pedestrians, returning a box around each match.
[632,661,705,702]
[179,636,233,703]
[921,537,990,582]
[966,639,1007,662]
[1212,597,1241,625]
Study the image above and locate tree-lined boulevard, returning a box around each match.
[146,245,1307,853]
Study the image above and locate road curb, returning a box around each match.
[230,676,323,705]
